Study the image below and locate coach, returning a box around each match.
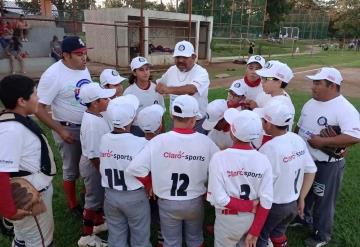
[35,36,92,218]
[295,67,360,247]
[156,40,210,134]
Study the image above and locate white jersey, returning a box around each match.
[259,132,317,204]
[207,146,273,210]
[233,79,264,101]
[80,112,112,159]
[208,129,233,150]
[37,60,92,124]
[298,95,360,162]
[158,64,210,119]
[255,92,295,130]
[100,133,147,191]
[127,130,219,200]
[0,121,52,190]
[123,82,165,126]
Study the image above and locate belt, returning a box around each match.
[221,209,238,215]
[59,121,81,127]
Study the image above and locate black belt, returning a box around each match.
[59,121,81,127]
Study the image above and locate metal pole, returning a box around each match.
[211,0,215,17]
[229,0,235,39]
[115,23,119,69]
[262,0,267,37]
[139,0,144,56]
[188,0,192,41]
[72,0,76,35]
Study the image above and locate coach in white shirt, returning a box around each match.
[156,40,210,134]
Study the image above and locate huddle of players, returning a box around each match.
[76,55,319,247]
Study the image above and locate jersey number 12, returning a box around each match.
[170,173,189,196]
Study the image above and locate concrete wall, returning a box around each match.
[84,8,213,67]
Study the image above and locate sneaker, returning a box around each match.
[289,216,313,231]
[78,235,108,247]
[70,205,84,219]
[304,236,329,247]
[93,223,108,234]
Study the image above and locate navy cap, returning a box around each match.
[61,36,87,53]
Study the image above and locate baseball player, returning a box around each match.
[155,40,210,134]
[137,104,166,247]
[35,36,92,217]
[77,83,115,247]
[100,68,127,98]
[0,75,56,247]
[231,55,266,102]
[295,68,360,247]
[202,99,232,150]
[256,100,317,247]
[99,94,151,247]
[127,95,219,247]
[124,56,165,137]
[226,80,247,110]
[248,60,295,131]
[207,109,273,247]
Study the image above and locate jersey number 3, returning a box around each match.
[170,173,189,196]
[105,168,127,190]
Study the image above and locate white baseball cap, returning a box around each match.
[173,40,195,57]
[107,94,140,128]
[99,69,126,87]
[256,60,294,83]
[247,55,265,68]
[306,67,343,85]
[130,56,151,71]
[202,99,228,131]
[79,83,116,104]
[172,95,201,118]
[137,104,165,133]
[254,100,295,126]
[224,109,262,142]
[228,80,247,96]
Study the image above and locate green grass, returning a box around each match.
[1,88,359,247]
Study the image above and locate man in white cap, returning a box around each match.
[155,40,210,134]
[231,55,266,103]
[256,100,316,247]
[127,94,219,247]
[295,67,360,247]
[99,94,152,247]
[207,109,273,247]
[100,69,127,98]
[202,99,232,150]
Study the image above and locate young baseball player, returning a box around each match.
[231,55,266,102]
[127,95,219,247]
[99,94,152,247]
[124,56,165,137]
[100,68,127,98]
[77,83,115,247]
[226,81,247,110]
[207,109,273,247]
[202,99,232,150]
[0,75,56,247]
[256,100,317,247]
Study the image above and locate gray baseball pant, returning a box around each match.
[158,196,204,247]
[214,210,254,247]
[79,155,104,210]
[104,188,151,247]
[257,201,297,247]
[52,124,82,181]
[304,159,345,242]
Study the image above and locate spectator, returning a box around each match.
[0,20,13,49]
[14,14,30,42]
[50,35,62,61]
[5,36,25,74]
[356,39,360,52]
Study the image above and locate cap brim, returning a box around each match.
[106,76,127,85]
[306,75,322,81]
[224,108,240,125]
[202,119,218,131]
[100,88,116,99]
[255,68,273,78]
[173,52,193,57]
[71,47,87,53]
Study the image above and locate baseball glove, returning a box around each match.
[10,178,46,217]
[319,125,347,159]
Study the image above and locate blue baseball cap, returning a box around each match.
[62,36,87,53]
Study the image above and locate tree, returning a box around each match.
[264,0,294,35]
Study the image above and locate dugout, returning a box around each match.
[83,8,213,67]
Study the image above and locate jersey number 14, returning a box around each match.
[105,168,127,190]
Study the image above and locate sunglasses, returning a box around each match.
[263,77,279,81]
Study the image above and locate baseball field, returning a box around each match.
[0,50,359,246]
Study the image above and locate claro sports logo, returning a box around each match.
[163,151,205,161]
[100,150,133,161]
[227,169,263,179]
[283,149,305,163]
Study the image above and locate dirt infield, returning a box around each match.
[210,63,360,98]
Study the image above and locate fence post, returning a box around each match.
[115,23,119,69]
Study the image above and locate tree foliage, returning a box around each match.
[264,0,293,35]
